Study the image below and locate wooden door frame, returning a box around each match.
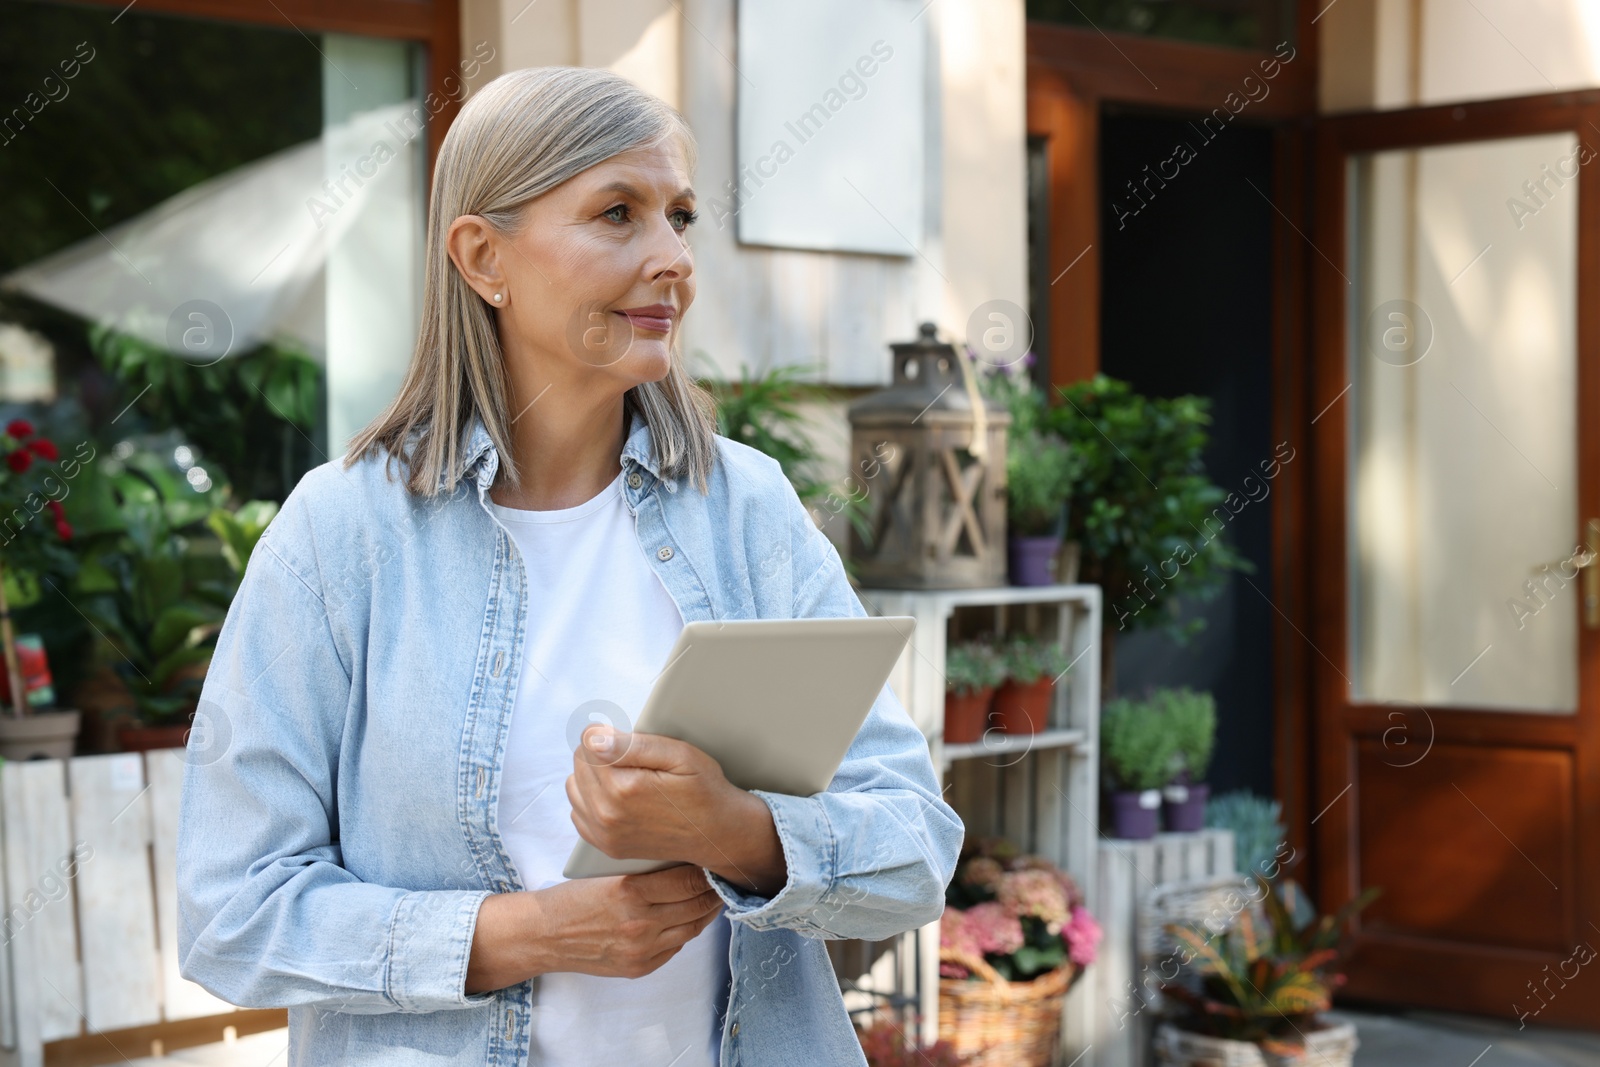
[55,0,462,175]
[1025,6,1322,874]
[1309,90,1600,1021]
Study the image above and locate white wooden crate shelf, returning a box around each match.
[837,581,1102,1064]
[939,726,1089,768]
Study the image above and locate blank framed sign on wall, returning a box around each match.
[732,0,927,256]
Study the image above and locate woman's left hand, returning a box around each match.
[567,725,788,897]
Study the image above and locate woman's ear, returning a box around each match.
[446,215,508,305]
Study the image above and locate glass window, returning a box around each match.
[1346,134,1580,713]
[0,0,425,503]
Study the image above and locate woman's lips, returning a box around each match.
[614,309,673,333]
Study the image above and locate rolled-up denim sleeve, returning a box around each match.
[702,480,965,940]
[175,523,494,1013]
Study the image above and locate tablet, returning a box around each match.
[562,615,916,879]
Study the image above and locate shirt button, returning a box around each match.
[657,546,674,561]
[627,471,643,489]
[730,1022,739,1037]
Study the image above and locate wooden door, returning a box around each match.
[1310,93,1600,1026]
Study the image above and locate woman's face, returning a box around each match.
[451,138,697,393]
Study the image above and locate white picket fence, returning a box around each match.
[0,750,246,1067]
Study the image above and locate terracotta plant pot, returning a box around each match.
[991,676,1053,734]
[1007,534,1063,586]
[944,686,995,745]
[1163,782,1211,832]
[118,710,195,753]
[1110,788,1162,840]
[0,708,81,761]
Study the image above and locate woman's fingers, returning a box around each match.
[622,863,711,903]
[653,900,725,952]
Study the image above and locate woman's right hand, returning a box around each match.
[531,863,726,979]
[466,864,725,992]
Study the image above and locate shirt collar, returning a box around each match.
[443,406,664,490]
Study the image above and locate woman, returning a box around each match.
[175,66,963,1067]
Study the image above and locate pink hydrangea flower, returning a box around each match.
[940,905,980,959]
[1010,855,1085,909]
[964,901,1025,955]
[1064,904,1103,966]
[998,868,1072,935]
[961,856,1005,892]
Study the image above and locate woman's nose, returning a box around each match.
[645,219,693,282]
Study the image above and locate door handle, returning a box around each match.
[1534,522,1600,628]
[1587,519,1600,630]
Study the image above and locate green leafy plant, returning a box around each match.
[1160,873,1379,1055]
[969,350,1083,538]
[1042,375,1254,688]
[206,499,279,576]
[1101,693,1178,792]
[70,435,237,723]
[999,633,1075,686]
[1206,792,1288,879]
[90,325,322,505]
[1153,686,1216,781]
[1006,427,1082,537]
[945,639,1007,697]
[696,357,874,550]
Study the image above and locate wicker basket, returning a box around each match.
[1153,1017,1359,1067]
[937,948,1074,1067]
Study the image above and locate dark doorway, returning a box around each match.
[1096,106,1276,798]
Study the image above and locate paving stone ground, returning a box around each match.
[1343,1009,1600,1067]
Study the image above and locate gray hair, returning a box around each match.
[343,66,719,497]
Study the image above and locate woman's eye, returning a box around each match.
[670,208,700,231]
[603,204,629,223]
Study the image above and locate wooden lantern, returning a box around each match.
[846,322,1011,589]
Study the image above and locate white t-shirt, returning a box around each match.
[487,469,731,1066]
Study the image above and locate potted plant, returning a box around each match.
[939,837,1101,1067]
[1004,425,1080,586]
[70,436,242,751]
[856,1018,969,1067]
[1206,791,1288,879]
[1044,375,1256,693]
[944,639,1006,745]
[1157,687,1217,831]
[1156,873,1378,1067]
[969,351,1084,588]
[1101,693,1177,839]
[990,634,1074,734]
[0,418,83,760]
[698,358,881,549]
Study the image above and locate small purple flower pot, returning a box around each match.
[1008,535,1063,586]
[1110,789,1161,840]
[1162,782,1210,832]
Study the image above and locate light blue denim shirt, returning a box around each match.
[175,406,965,1066]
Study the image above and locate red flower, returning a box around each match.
[26,439,58,461]
[54,519,72,541]
[7,450,32,474]
[5,419,34,439]
[45,500,63,520]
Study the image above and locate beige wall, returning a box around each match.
[1321,0,1600,112]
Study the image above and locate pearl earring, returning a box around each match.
[492,293,503,303]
